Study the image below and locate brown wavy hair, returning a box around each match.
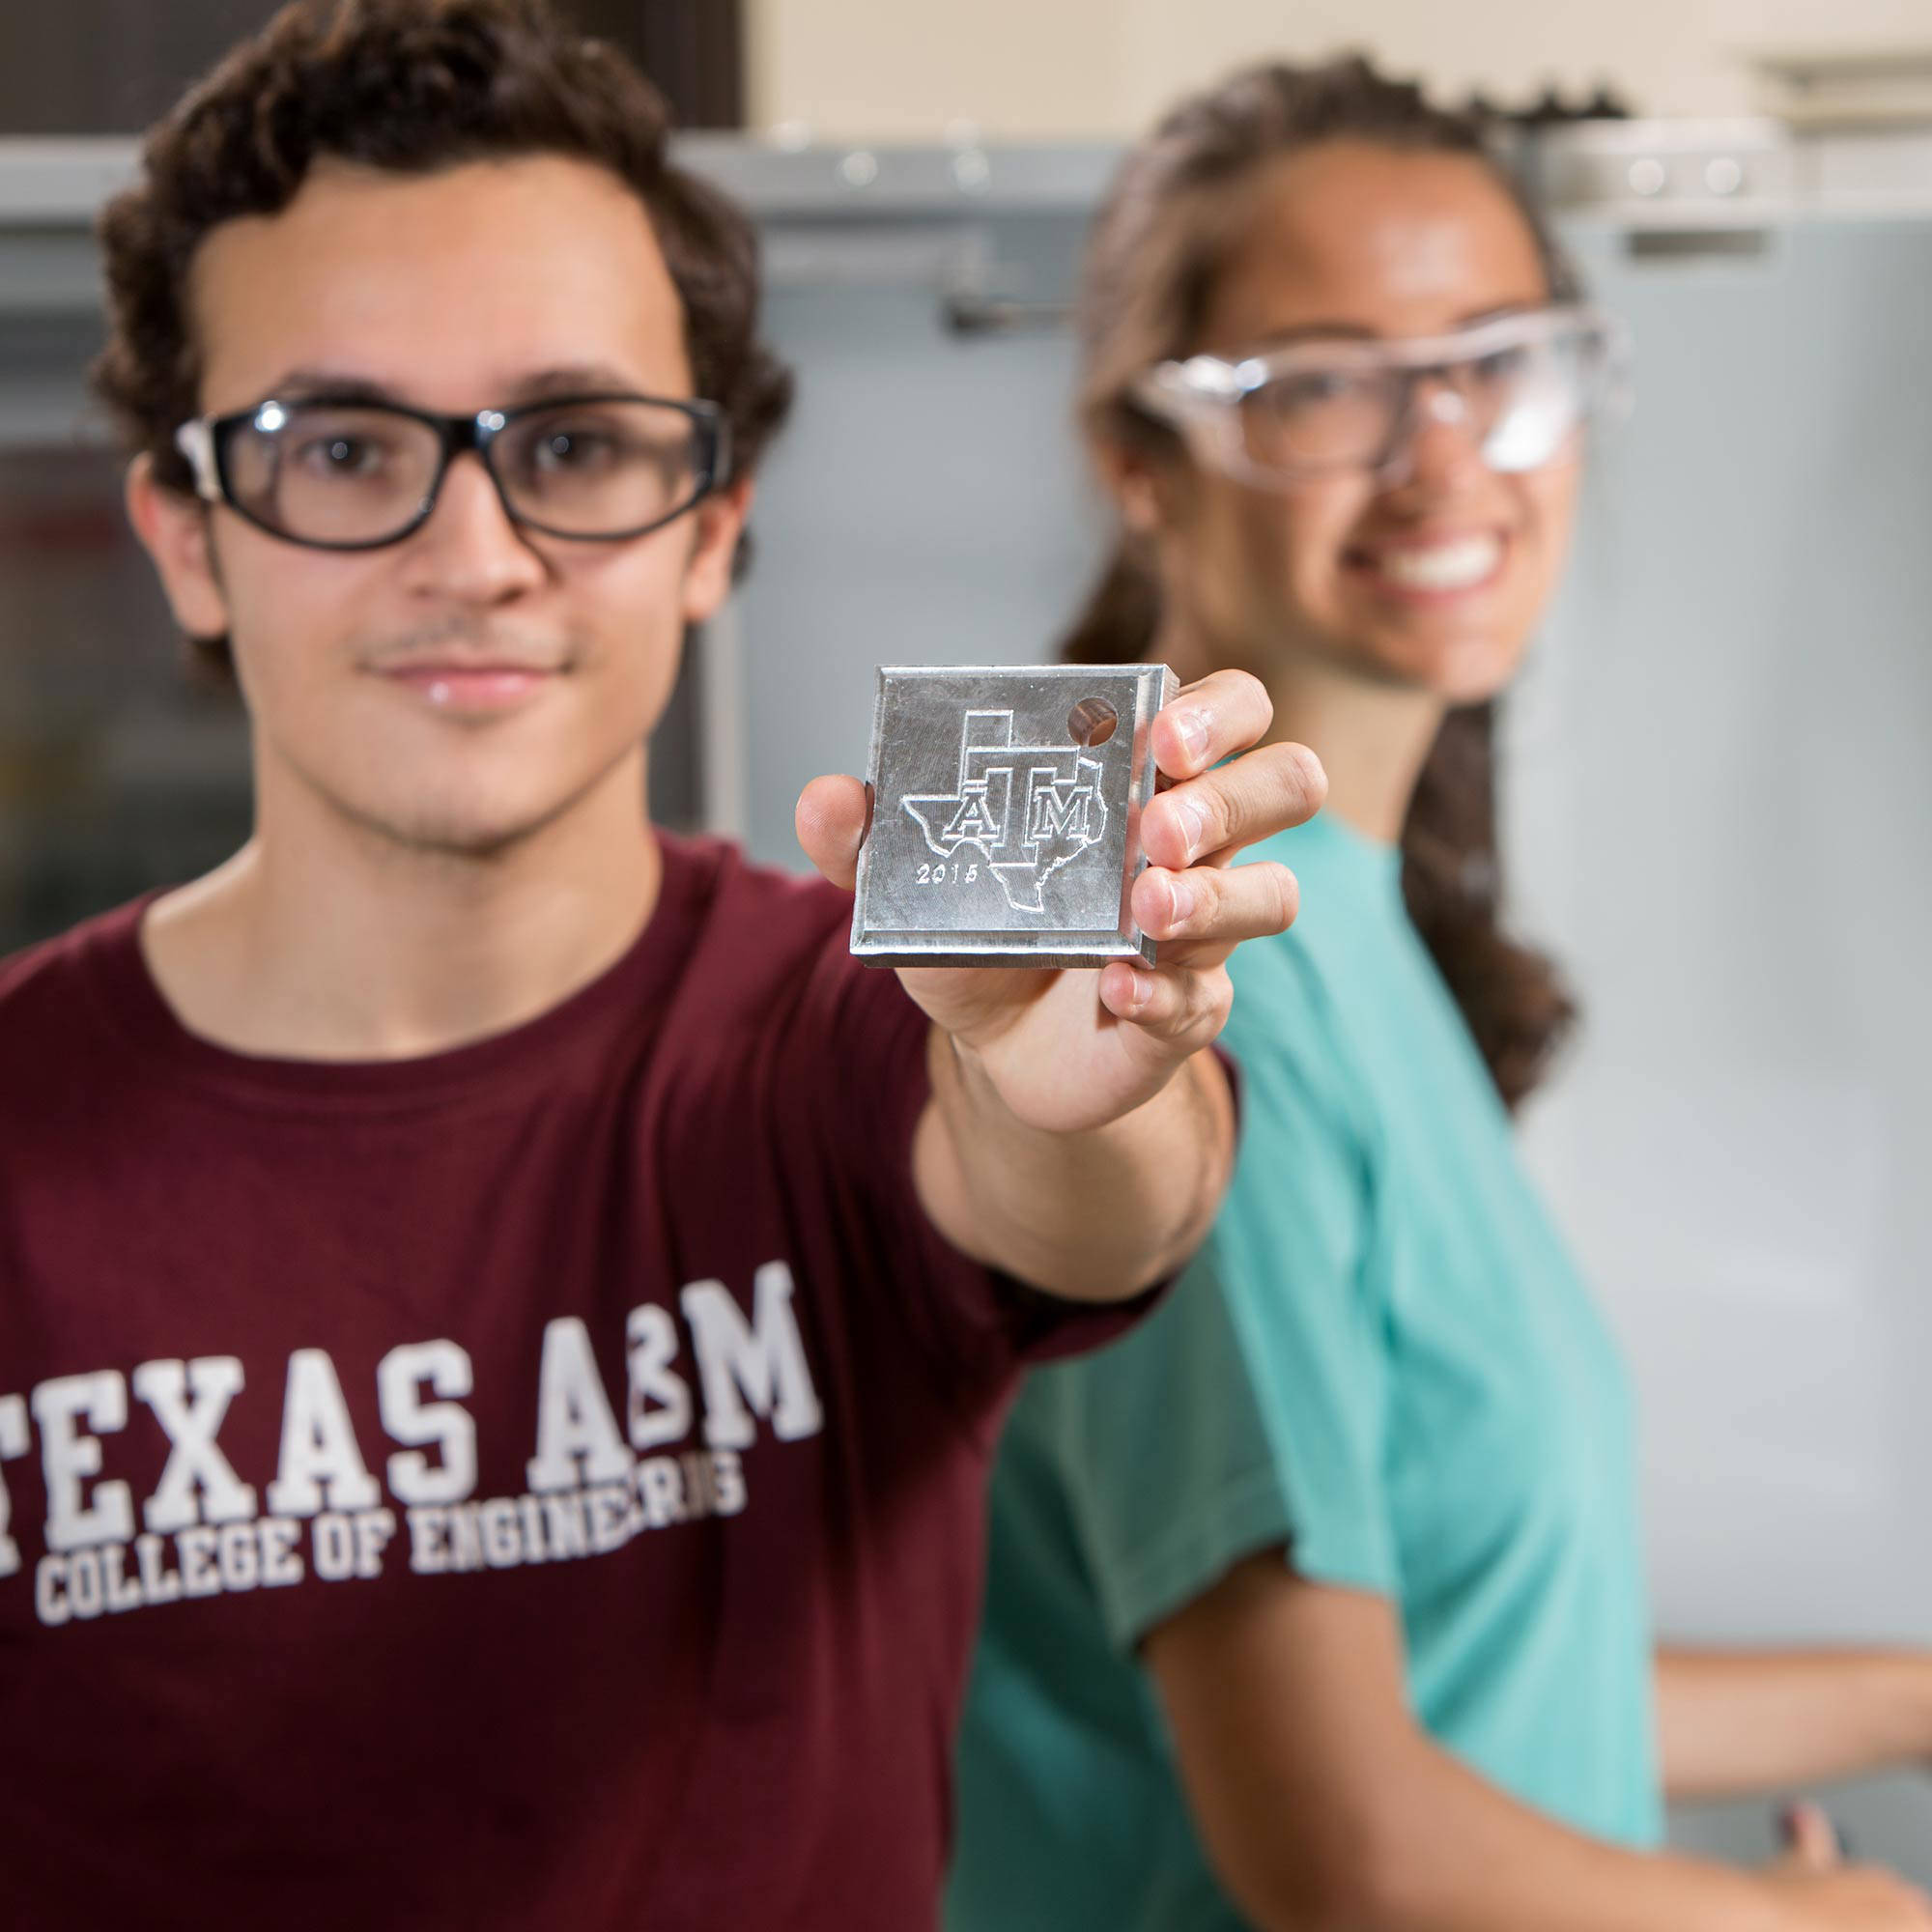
[1064,55,1577,1108]
[90,0,794,677]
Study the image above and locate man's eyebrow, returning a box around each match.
[259,369,404,405]
[253,365,656,408]
[502,364,653,403]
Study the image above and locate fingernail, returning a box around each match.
[1165,878,1196,928]
[1174,709,1209,763]
[1175,796,1207,860]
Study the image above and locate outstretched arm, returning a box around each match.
[1658,1647,1932,1802]
[796,668,1323,1300]
[1144,1552,1932,1932]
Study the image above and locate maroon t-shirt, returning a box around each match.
[0,835,1136,1930]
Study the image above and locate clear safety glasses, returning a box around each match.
[1129,304,1631,488]
[173,391,730,551]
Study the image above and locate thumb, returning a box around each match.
[1777,1801,1841,1871]
[795,775,871,892]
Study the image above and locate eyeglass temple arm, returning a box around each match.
[172,419,223,503]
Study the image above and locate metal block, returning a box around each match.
[851,662,1177,968]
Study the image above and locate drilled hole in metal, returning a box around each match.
[1065,696,1118,748]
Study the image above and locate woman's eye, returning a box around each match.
[1261,373,1357,413]
[1469,348,1532,386]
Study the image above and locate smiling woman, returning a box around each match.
[949,52,1932,1932]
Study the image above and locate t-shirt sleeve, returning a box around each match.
[1018,983,1397,1651]
[781,919,1158,1400]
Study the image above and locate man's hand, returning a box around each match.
[795,668,1325,1137]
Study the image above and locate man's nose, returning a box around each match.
[400,451,548,603]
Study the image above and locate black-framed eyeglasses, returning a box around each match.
[173,391,730,552]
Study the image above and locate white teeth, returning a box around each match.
[1368,535,1502,591]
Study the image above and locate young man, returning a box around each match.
[0,3,1321,1927]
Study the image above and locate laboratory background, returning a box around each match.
[4,0,1932,1877]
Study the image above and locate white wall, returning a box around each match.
[746,0,1932,139]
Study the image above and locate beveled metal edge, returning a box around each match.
[1116,663,1178,960]
[847,665,894,957]
[854,945,1152,969]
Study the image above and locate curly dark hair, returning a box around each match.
[1062,55,1579,1109]
[91,0,794,676]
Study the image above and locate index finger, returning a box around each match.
[1149,668,1275,782]
[1140,740,1326,871]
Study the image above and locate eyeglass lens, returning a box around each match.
[1236,326,1598,477]
[219,399,708,545]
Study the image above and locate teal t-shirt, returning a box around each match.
[949,810,1663,1932]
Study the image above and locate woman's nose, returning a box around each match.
[1381,380,1491,492]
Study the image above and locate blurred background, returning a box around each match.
[3,0,1931,1877]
